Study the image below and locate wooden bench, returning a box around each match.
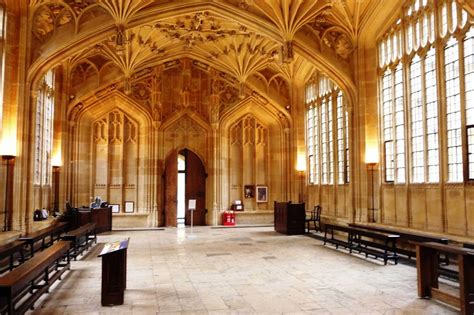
[349,223,449,260]
[464,242,474,250]
[60,223,96,260]
[0,241,26,273]
[416,242,474,315]
[324,224,400,265]
[0,240,70,315]
[19,222,69,259]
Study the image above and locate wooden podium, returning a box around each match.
[98,238,129,306]
[274,201,305,235]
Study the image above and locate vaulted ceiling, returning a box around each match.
[27,0,397,118]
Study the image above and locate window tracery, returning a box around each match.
[305,75,350,185]
[34,70,55,185]
[378,0,473,183]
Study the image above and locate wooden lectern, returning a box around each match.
[98,238,129,306]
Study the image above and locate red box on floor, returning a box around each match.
[222,211,235,226]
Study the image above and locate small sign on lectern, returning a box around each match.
[98,238,129,257]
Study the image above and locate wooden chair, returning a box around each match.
[305,205,322,233]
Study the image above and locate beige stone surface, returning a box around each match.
[29,227,457,314]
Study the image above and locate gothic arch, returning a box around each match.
[69,92,154,218]
[219,97,290,211]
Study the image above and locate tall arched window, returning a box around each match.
[34,70,55,186]
[305,75,350,185]
[377,0,472,183]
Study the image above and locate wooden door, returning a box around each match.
[164,150,178,227]
[184,150,206,226]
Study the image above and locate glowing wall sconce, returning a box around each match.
[296,154,307,172]
[51,151,62,167]
[51,152,62,212]
[1,135,17,231]
[296,154,306,203]
[0,135,17,158]
[365,144,379,223]
[365,145,379,165]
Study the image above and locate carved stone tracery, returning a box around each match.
[155,11,251,48]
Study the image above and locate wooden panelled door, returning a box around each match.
[163,149,206,227]
[164,150,178,227]
[183,150,206,226]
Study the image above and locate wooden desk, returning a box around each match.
[76,207,112,233]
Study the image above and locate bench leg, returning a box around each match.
[416,245,438,298]
[323,227,328,245]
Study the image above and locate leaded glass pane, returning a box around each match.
[445,37,462,182]
[410,56,424,182]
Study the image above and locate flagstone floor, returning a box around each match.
[29,226,458,314]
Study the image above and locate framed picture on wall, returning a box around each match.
[256,186,268,203]
[124,201,134,213]
[110,204,120,213]
[244,185,254,198]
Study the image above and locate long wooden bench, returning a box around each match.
[0,241,26,273]
[0,240,70,315]
[60,223,96,260]
[324,223,400,265]
[349,223,449,260]
[416,242,474,315]
[19,222,69,259]
[464,242,474,250]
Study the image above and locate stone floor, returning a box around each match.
[30,226,459,314]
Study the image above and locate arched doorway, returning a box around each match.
[163,149,206,227]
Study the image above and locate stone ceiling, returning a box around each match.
[28,0,390,115]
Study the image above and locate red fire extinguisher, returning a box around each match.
[223,210,235,226]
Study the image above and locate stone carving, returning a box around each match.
[33,4,73,40]
[309,12,355,60]
[69,102,84,120]
[95,84,117,98]
[171,116,205,135]
[109,111,123,144]
[155,12,250,48]
[124,118,137,143]
[243,116,255,145]
[132,81,151,102]
[322,30,354,59]
[231,115,267,146]
[93,118,108,143]
[255,125,267,145]
[32,0,97,41]
[231,123,242,145]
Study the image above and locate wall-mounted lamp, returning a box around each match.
[2,155,15,232]
[296,155,306,203]
[1,132,17,231]
[52,165,60,213]
[365,145,379,223]
[365,144,379,165]
[52,152,62,168]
